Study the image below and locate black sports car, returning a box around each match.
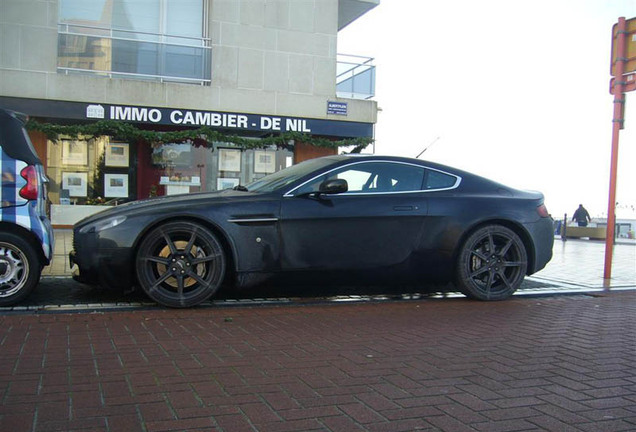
[70,155,553,307]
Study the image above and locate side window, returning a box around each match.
[293,169,373,195]
[335,168,375,192]
[388,164,425,192]
[293,162,427,195]
[425,170,458,190]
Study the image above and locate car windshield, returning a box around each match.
[246,157,336,193]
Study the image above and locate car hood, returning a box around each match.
[75,189,265,226]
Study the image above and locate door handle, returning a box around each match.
[393,205,416,211]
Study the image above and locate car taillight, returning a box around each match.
[537,203,550,218]
[19,165,39,200]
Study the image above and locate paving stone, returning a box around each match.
[0,277,635,432]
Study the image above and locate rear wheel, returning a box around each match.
[0,232,41,306]
[456,225,527,301]
[136,221,226,308]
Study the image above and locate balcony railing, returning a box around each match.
[57,24,212,85]
[336,54,375,100]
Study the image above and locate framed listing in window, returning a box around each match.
[105,143,129,167]
[104,174,129,198]
[217,178,239,191]
[62,140,88,166]
[218,148,241,172]
[254,150,276,173]
[62,172,88,197]
[151,143,192,167]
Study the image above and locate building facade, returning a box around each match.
[0,0,378,226]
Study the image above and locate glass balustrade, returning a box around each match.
[57,24,211,84]
[336,54,376,100]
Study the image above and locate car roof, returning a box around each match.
[0,108,41,165]
[321,154,515,191]
[321,154,465,174]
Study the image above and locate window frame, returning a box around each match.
[57,0,211,84]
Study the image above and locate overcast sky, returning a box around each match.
[339,0,636,220]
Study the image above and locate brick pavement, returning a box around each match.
[1,292,635,431]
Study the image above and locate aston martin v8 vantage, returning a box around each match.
[70,155,553,307]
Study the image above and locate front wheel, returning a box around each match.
[455,225,528,301]
[0,232,42,306]
[136,221,226,308]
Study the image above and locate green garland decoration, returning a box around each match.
[26,119,373,153]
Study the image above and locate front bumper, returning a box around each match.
[69,241,136,290]
[68,249,85,283]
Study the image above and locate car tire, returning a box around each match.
[136,221,226,308]
[0,232,42,306]
[455,224,528,301]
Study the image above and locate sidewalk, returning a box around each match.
[1,292,634,432]
[529,238,635,289]
[41,229,73,277]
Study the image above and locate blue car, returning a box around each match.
[0,108,53,305]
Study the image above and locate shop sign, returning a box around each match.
[87,104,311,131]
[92,103,372,136]
[102,104,315,133]
[0,96,373,138]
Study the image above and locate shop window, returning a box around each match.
[57,0,211,84]
[46,137,291,227]
[47,137,293,205]
[144,143,292,197]
[47,136,136,206]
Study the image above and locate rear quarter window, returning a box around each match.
[425,170,458,190]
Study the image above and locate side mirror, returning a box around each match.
[319,179,348,195]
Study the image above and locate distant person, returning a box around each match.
[572,204,591,227]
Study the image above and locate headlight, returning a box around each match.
[79,216,127,234]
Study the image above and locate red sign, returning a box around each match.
[610,72,636,94]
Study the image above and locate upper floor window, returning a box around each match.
[57,0,211,84]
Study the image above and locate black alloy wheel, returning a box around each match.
[0,232,41,306]
[136,221,226,308]
[455,224,528,301]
